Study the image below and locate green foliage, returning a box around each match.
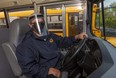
[110,2,116,12]
[99,2,116,29]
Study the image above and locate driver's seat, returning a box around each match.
[2,18,68,78]
[2,18,29,78]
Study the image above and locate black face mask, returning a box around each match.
[39,22,45,30]
[32,22,45,32]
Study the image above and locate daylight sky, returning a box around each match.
[104,0,116,7]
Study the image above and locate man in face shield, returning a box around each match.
[16,13,88,78]
[28,13,47,36]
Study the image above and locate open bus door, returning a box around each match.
[91,0,116,47]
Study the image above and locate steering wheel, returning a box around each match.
[62,38,88,67]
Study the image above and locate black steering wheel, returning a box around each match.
[62,38,88,67]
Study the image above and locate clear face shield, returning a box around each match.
[29,13,47,36]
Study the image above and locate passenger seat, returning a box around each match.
[2,19,29,78]
[0,28,17,78]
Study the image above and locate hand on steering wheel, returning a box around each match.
[62,38,88,67]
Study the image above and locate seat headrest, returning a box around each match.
[9,19,29,47]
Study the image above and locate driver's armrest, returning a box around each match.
[60,71,68,78]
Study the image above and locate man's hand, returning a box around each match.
[48,68,60,78]
[75,32,88,40]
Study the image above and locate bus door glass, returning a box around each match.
[65,2,86,36]
[67,13,79,36]
[94,0,116,47]
[104,0,116,47]
[45,5,63,36]
[65,4,86,37]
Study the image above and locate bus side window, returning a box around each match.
[0,12,7,28]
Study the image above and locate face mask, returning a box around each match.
[39,22,45,30]
[32,22,45,34]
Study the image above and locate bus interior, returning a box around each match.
[0,0,116,78]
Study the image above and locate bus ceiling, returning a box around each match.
[0,0,87,9]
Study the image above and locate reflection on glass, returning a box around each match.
[46,2,86,36]
[47,15,62,29]
[46,7,63,36]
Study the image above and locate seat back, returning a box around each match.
[2,19,29,78]
[0,28,17,78]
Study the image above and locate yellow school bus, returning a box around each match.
[0,6,83,36]
[0,10,34,18]
[46,6,83,36]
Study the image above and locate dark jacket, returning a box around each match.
[16,31,76,78]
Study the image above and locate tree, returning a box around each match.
[103,2,116,29]
[110,2,116,12]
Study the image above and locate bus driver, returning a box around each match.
[16,13,88,78]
